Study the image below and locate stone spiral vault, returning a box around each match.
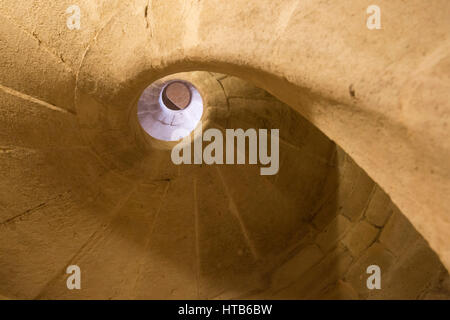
[0,1,449,299]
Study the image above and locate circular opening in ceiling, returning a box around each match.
[162,81,192,110]
[137,79,203,142]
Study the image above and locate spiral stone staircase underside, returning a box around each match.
[0,0,449,299]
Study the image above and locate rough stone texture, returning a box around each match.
[0,0,449,300]
[342,221,379,258]
[271,245,324,292]
[379,207,422,257]
[316,215,352,253]
[365,186,394,227]
[421,269,450,300]
[378,239,444,299]
[270,245,354,299]
[319,280,359,300]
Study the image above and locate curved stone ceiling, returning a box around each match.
[0,0,449,299]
